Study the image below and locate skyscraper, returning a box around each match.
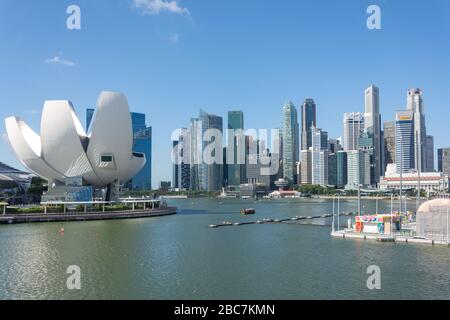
[86,109,152,190]
[346,150,371,190]
[336,151,348,188]
[358,132,376,186]
[300,150,312,185]
[86,108,95,132]
[172,139,179,189]
[311,126,328,186]
[383,121,396,170]
[395,110,415,173]
[282,102,299,182]
[172,128,190,190]
[407,88,427,172]
[444,149,450,175]
[129,112,152,190]
[364,85,382,180]
[328,153,337,187]
[426,135,435,172]
[438,148,450,175]
[199,110,223,192]
[438,148,443,172]
[189,118,201,191]
[328,139,342,154]
[343,112,365,151]
[301,99,316,150]
[227,111,245,186]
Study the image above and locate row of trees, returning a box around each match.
[293,184,431,197]
[123,189,220,198]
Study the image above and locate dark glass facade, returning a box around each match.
[86,109,152,190]
[336,151,348,188]
[227,111,245,186]
[301,99,316,150]
[328,153,337,187]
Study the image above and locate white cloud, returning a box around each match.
[169,33,179,44]
[45,56,76,67]
[132,0,190,16]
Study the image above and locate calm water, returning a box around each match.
[0,198,449,300]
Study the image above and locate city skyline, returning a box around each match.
[1,0,450,186]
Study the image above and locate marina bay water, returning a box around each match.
[0,198,449,299]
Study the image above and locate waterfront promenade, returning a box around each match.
[0,207,177,224]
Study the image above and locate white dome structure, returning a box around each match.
[4,91,146,188]
[416,199,450,242]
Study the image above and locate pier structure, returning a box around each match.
[0,198,176,224]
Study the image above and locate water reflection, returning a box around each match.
[0,198,449,299]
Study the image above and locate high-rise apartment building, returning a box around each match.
[282,102,299,182]
[343,112,365,151]
[301,99,316,150]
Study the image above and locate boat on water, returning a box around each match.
[241,208,256,215]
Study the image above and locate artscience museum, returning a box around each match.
[4,91,147,201]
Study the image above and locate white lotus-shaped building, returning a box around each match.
[4,91,146,187]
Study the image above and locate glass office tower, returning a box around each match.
[301,99,316,150]
[227,111,245,186]
[395,111,415,174]
[282,102,299,182]
[86,109,152,190]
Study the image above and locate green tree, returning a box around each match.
[27,177,48,203]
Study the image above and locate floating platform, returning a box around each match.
[331,231,449,247]
[0,207,177,224]
[208,213,343,228]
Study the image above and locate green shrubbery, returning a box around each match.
[103,204,130,212]
[123,190,220,198]
[293,185,337,195]
[7,206,44,214]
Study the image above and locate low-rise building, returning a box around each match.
[380,165,449,192]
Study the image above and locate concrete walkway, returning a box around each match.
[0,207,177,224]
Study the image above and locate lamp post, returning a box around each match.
[358,184,361,217]
[390,193,394,214]
[337,194,341,232]
[376,194,379,215]
[399,135,404,215]
[332,197,335,233]
[447,199,449,244]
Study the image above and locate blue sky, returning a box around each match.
[1,0,449,187]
